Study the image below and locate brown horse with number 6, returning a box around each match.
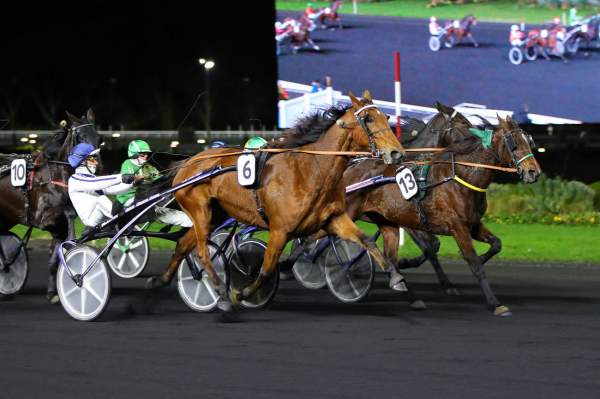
[170,91,412,316]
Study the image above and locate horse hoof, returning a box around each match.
[410,299,427,310]
[279,270,294,281]
[229,289,242,308]
[494,305,512,317]
[446,287,461,296]
[145,276,168,289]
[47,294,60,305]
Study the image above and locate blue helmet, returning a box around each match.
[210,140,227,148]
[68,143,100,168]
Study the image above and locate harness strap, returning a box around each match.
[453,175,487,192]
[50,180,69,188]
[516,153,534,165]
[251,189,269,227]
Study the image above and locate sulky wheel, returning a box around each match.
[177,240,227,312]
[509,47,524,65]
[324,238,374,303]
[566,37,580,54]
[525,46,538,61]
[291,238,327,290]
[228,237,279,309]
[429,36,441,52]
[57,245,111,321]
[0,233,28,295]
[106,226,149,278]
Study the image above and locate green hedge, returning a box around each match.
[484,175,599,225]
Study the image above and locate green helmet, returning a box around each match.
[128,140,152,158]
[244,136,268,149]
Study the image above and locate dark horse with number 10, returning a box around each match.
[0,110,102,303]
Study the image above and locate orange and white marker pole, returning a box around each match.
[394,50,402,140]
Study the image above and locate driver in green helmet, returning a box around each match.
[244,136,268,149]
[117,139,192,227]
[116,140,160,206]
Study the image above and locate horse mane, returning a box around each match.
[133,160,185,202]
[271,104,350,149]
[433,130,483,160]
[40,129,70,161]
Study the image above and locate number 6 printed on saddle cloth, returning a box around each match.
[237,153,256,186]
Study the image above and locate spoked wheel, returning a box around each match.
[106,226,149,278]
[228,237,278,309]
[509,47,524,65]
[566,37,580,54]
[0,233,28,295]
[291,238,327,290]
[177,240,227,312]
[429,36,441,51]
[444,35,455,48]
[57,245,111,321]
[324,238,374,303]
[525,46,538,61]
[553,41,566,57]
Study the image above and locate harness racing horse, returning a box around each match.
[170,91,413,316]
[342,115,541,316]
[0,109,102,302]
[446,14,479,48]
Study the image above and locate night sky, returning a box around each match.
[0,1,278,130]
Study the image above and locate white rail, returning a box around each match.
[278,80,581,127]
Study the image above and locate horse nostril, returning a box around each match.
[391,151,402,162]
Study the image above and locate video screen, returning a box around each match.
[275,1,600,127]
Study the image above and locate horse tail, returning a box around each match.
[133,159,185,202]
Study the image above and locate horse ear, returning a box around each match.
[496,113,506,128]
[86,108,95,123]
[66,111,79,123]
[348,91,360,108]
[362,90,372,102]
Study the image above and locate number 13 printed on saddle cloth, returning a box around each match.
[237,153,256,186]
[395,167,418,200]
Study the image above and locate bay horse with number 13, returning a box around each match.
[171,91,421,316]
[343,115,541,316]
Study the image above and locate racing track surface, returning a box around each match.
[2,247,600,398]
[277,13,600,122]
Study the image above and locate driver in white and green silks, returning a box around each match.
[116,140,160,206]
[117,140,192,227]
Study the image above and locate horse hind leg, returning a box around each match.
[326,214,426,310]
[233,229,288,303]
[146,228,196,289]
[452,223,510,316]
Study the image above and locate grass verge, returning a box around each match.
[277,0,600,24]
[12,220,599,264]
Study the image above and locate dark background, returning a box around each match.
[0,1,278,130]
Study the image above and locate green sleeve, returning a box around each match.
[120,159,139,174]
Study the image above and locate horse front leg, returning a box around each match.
[451,223,510,316]
[326,214,425,309]
[233,229,288,303]
[468,33,479,47]
[146,228,196,289]
[64,207,77,241]
[46,237,61,304]
[472,222,502,266]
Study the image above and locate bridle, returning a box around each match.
[352,104,392,157]
[493,127,535,177]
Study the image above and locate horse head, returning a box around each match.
[346,90,404,164]
[65,108,103,149]
[494,115,541,183]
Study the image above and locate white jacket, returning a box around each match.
[68,166,133,226]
